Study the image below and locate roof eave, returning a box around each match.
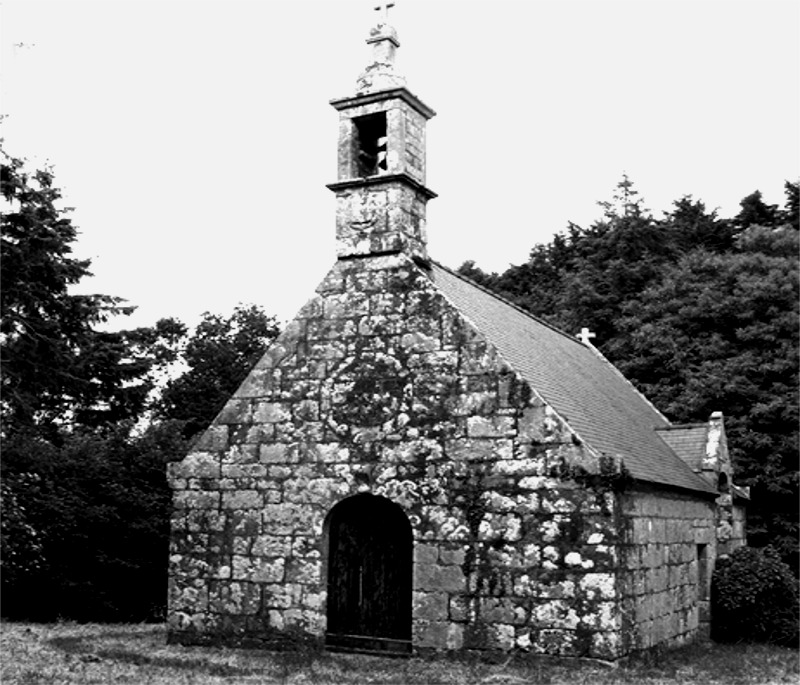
[629,477,720,500]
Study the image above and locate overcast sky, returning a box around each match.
[2,0,798,330]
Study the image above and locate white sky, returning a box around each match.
[2,0,798,330]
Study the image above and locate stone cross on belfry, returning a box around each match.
[374,2,395,24]
[577,327,597,345]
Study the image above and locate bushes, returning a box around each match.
[0,423,186,622]
[711,546,799,647]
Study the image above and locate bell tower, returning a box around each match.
[327,3,436,261]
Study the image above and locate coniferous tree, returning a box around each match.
[1,151,149,434]
[1,149,192,619]
[780,180,799,228]
[663,196,736,252]
[735,189,779,229]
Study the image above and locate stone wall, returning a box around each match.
[332,181,429,259]
[167,253,629,658]
[729,501,747,551]
[395,103,427,183]
[716,493,747,557]
[617,487,716,652]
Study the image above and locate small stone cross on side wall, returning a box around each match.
[374,2,395,24]
[577,327,597,345]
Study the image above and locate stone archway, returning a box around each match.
[325,493,412,654]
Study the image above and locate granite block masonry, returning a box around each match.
[166,7,746,659]
[169,254,627,656]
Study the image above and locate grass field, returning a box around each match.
[1,622,797,684]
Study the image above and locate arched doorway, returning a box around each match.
[325,494,412,654]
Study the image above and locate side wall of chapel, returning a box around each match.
[617,487,717,653]
[167,254,627,659]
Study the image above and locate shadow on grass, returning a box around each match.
[46,625,352,679]
[40,624,800,685]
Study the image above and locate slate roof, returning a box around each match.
[655,425,708,473]
[429,262,717,496]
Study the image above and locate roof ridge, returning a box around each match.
[656,423,708,431]
[430,260,587,346]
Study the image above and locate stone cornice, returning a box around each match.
[326,173,437,200]
[330,88,436,120]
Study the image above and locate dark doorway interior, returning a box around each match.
[325,494,412,655]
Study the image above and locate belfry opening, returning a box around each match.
[354,113,388,177]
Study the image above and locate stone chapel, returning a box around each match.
[167,9,747,659]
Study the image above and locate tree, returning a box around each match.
[711,546,799,646]
[611,227,799,563]
[735,189,778,229]
[0,474,45,590]
[488,177,679,342]
[596,172,647,220]
[456,260,498,291]
[154,304,280,438]
[662,196,736,253]
[1,421,185,621]
[0,150,151,435]
[780,180,799,228]
[1,148,194,619]
[484,229,581,328]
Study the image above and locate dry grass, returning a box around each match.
[1,622,797,685]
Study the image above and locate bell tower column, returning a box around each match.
[327,5,436,261]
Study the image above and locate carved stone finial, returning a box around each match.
[356,2,405,94]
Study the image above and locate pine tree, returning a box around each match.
[1,150,149,434]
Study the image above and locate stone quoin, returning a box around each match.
[166,6,747,658]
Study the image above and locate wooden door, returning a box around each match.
[325,494,412,654]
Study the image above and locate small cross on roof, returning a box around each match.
[577,327,597,345]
